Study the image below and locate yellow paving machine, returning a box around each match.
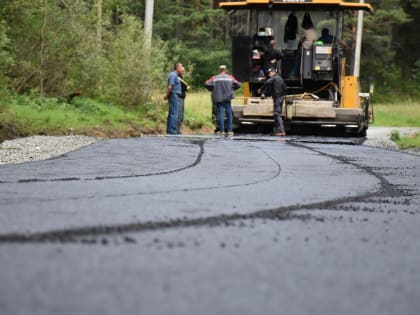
[219,0,373,136]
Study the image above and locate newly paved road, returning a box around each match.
[0,135,419,315]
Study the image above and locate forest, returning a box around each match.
[0,0,419,110]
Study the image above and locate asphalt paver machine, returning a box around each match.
[219,0,373,136]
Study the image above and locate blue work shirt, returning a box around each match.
[167,71,182,97]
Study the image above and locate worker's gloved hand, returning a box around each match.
[260,94,266,99]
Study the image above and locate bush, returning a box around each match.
[164,38,231,88]
[0,20,12,100]
[99,16,168,108]
[411,59,420,85]
[364,61,420,103]
[390,130,400,142]
[1,2,168,108]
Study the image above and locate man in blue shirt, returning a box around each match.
[164,63,183,135]
[177,66,189,134]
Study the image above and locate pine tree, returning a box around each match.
[361,0,410,91]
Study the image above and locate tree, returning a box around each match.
[361,0,411,93]
[395,0,420,82]
[0,0,168,106]
[0,21,12,82]
[0,20,13,102]
[99,15,167,107]
[136,0,229,85]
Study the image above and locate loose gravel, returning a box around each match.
[364,126,420,155]
[0,135,96,165]
[0,127,419,165]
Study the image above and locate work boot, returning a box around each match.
[226,131,234,137]
[273,131,286,136]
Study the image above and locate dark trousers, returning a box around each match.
[176,97,184,134]
[273,96,285,133]
[166,94,179,135]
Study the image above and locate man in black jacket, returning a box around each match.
[259,68,287,136]
[263,40,282,73]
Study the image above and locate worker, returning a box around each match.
[252,50,265,78]
[262,40,283,73]
[163,62,183,135]
[205,65,241,136]
[176,66,190,134]
[258,68,287,136]
[253,27,272,49]
[318,28,349,49]
[318,28,335,44]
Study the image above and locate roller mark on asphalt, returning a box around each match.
[0,137,407,244]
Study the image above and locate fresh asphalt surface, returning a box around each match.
[0,135,419,315]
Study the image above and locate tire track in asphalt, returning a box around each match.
[0,136,362,184]
[0,141,282,206]
[0,140,205,184]
[0,140,399,244]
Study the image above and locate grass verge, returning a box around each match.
[391,130,420,149]
[372,100,420,127]
[372,100,420,149]
[182,90,214,132]
[0,91,215,141]
[0,95,168,140]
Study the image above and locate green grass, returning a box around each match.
[0,91,216,141]
[183,90,214,132]
[0,95,168,139]
[394,131,420,149]
[372,100,420,149]
[372,100,420,127]
[185,94,420,130]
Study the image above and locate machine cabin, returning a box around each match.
[220,0,372,98]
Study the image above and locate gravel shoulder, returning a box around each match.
[364,126,420,155]
[0,135,96,165]
[0,127,419,165]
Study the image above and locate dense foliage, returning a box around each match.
[362,0,420,99]
[0,0,167,107]
[0,0,419,108]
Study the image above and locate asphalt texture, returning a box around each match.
[0,135,419,315]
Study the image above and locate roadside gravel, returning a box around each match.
[0,135,96,165]
[364,126,420,155]
[0,127,419,165]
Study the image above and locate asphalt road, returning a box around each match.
[0,135,419,315]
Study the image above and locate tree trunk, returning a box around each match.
[97,0,103,90]
[39,0,47,97]
[145,0,154,51]
[97,0,102,47]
